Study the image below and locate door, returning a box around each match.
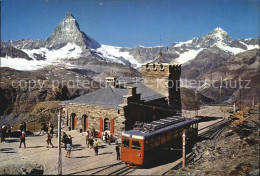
[100,117,103,132]
[110,118,114,134]
[85,117,88,131]
[83,115,88,131]
[73,116,77,129]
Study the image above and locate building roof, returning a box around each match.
[64,82,165,107]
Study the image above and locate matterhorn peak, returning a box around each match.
[65,12,74,19]
[45,12,100,49]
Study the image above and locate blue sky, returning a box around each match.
[1,0,259,47]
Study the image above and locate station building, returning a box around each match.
[62,63,181,137]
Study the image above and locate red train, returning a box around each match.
[121,116,199,166]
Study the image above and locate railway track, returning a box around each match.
[198,119,231,140]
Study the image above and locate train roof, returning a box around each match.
[122,117,199,140]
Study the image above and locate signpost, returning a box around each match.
[58,109,62,175]
[182,130,186,168]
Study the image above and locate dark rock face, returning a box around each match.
[181,46,232,79]
[3,39,46,50]
[0,43,33,60]
[45,12,100,49]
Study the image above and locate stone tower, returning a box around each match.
[141,63,182,113]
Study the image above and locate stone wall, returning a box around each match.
[62,103,125,137]
[141,63,182,113]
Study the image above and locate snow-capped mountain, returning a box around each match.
[168,27,259,64]
[45,12,100,50]
[1,13,259,72]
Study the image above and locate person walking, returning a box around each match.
[48,121,54,138]
[39,123,46,135]
[65,142,72,158]
[46,133,54,148]
[19,131,26,148]
[93,139,99,155]
[65,136,72,158]
[116,143,120,160]
[86,131,90,148]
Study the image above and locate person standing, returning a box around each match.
[62,132,68,147]
[86,131,90,148]
[1,125,6,142]
[89,136,94,149]
[93,139,99,155]
[116,143,120,160]
[0,127,3,142]
[46,133,54,148]
[19,131,26,148]
[7,125,11,138]
[104,132,108,143]
[109,133,113,145]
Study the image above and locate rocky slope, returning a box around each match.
[166,108,259,176]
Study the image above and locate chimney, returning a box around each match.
[106,77,117,88]
[128,86,137,96]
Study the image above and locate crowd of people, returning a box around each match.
[1,121,121,161]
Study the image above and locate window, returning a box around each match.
[153,64,157,71]
[167,132,172,142]
[148,139,154,150]
[145,140,149,150]
[154,136,160,147]
[173,130,179,138]
[132,140,141,150]
[122,138,130,148]
[160,64,164,71]
[104,118,110,131]
[146,64,149,69]
[161,135,167,145]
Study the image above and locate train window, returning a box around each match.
[167,132,172,142]
[145,140,149,150]
[132,140,141,150]
[122,138,130,148]
[154,136,160,147]
[173,131,178,138]
[149,139,154,149]
[161,135,167,145]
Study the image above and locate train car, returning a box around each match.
[121,116,199,167]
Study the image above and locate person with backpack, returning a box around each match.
[19,131,26,148]
[93,139,99,155]
[65,136,72,158]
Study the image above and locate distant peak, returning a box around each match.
[66,12,75,19]
[214,27,224,31]
[211,27,228,34]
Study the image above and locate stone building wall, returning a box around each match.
[141,63,182,113]
[62,103,125,137]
